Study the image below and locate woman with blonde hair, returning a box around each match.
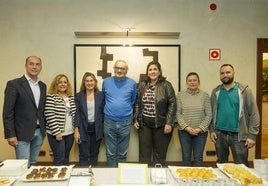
[45,74,76,165]
[74,72,104,166]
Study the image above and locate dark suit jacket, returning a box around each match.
[75,90,104,141]
[2,75,47,141]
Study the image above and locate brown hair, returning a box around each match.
[186,72,200,82]
[48,74,73,96]
[144,61,166,82]
[25,56,42,65]
[79,72,99,92]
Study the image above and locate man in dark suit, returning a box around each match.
[2,56,47,166]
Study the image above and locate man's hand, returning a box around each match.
[133,122,140,130]
[210,132,217,143]
[7,137,18,147]
[245,138,256,149]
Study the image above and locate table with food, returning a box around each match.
[0,159,268,186]
[169,163,268,186]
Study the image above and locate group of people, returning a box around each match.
[2,55,260,168]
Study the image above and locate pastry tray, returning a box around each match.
[217,163,265,185]
[21,165,74,182]
[168,166,220,181]
[0,176,17,186]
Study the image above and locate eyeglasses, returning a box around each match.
[114,67,126,71]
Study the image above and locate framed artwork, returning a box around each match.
[74,44,181,93]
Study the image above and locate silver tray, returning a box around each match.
[168,166,220,181]
[21,165,74,182]
[217,163,264,185]
[0,176,17,186]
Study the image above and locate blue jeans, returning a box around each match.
[47,133,74,166]
[178,130,208,167]
[104,117,131,167]
[16,128,44,167]
[215,130,249,166]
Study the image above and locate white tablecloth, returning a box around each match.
[9,167,268,186]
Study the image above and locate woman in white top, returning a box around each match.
[44,74,76,165]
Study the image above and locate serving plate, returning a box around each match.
[217,163,264,185]
[0,176,17,186]
[168,166,219,181]
[68,175,92,186]
[21,165,74,182]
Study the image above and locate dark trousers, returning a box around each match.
[47,133,74,166]
[215,130,249,166]
[78,124,101,166]
[138,124,172,166]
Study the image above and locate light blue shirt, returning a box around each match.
[25,74,40,108]
[102,76,137,121]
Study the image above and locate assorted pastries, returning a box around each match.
[0,177,10,186]
[222,164,263,185]
[176,167,217,179]
[25,166,68,180]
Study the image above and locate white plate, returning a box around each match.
[0,176,17,186]
[217,163,265,185]
[168,166,220,181]
[68,175,91,186]
[21,165,74,182]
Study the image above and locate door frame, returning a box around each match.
[256,38,268,158]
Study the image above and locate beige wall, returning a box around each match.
[0,0,268,163]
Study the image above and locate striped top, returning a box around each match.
[44,94,76,136]
[176,89,212,132]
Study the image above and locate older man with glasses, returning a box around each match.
[102,59,137,167]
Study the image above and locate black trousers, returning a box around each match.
[138,123,172,166]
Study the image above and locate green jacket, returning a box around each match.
[209,82,260,141]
